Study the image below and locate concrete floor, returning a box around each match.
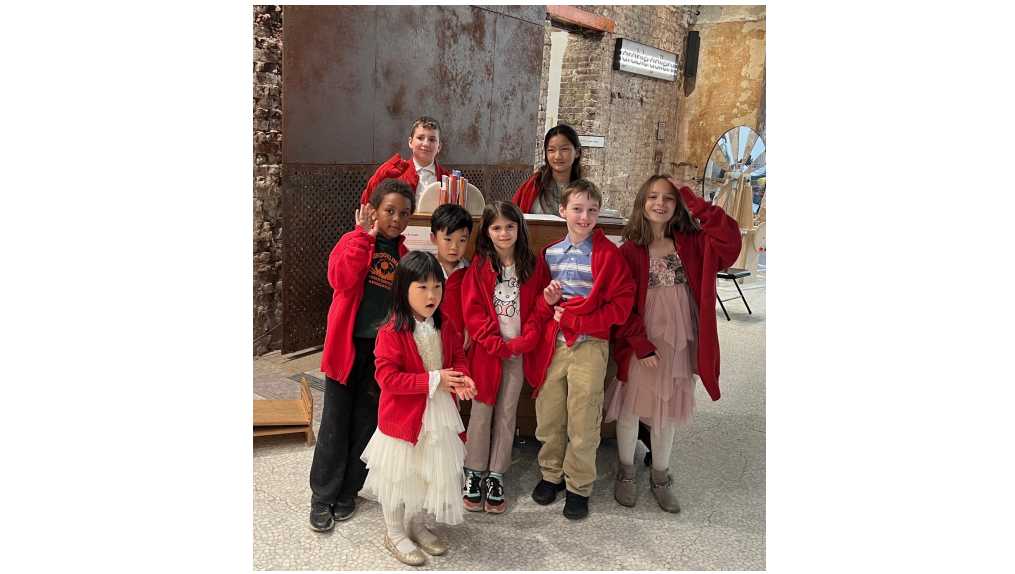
[253,272,765,570]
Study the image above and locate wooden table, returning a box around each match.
[407,214,626,438]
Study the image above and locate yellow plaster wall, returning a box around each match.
[674,14,766,180]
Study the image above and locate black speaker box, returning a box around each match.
[684,31,700,77]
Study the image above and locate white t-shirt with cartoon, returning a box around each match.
[494,265,521,342]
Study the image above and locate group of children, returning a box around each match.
[306,117,743,566]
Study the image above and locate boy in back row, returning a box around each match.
[529,180,635,520]
[360,116,451,206]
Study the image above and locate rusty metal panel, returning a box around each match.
[488,14,545,164]
[372,6,496,165]
[475,5,546,27]
[282,5,377,164]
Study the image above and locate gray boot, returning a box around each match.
[615,463,638,507]
[650,468,681,513]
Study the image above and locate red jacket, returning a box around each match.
[320,227,409,383]
[359,154,452,205]
[462,255,550,406]
[511,173,542,213]
[440,266,467,337]
[373,319,471,445]
[528,229,635,398]
[612,186,742,401]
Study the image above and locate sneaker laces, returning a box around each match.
[487,476,503,499]
[465,473,482,495]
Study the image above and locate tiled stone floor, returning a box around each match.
[254,274,765,570]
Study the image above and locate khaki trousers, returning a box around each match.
[534,338,609,497]
[464,356,524,474]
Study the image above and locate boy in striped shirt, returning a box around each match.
[529,179,635,520]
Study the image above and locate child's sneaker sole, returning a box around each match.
[484,501,505,514]
[463,498,485,512]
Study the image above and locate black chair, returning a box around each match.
[716,268,752,321]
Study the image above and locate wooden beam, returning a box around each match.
[547,5,615,33]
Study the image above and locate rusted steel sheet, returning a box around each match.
[373,5,496,165]
[476,5,546,27]
[282,5,378,164]
[488,13,545,164]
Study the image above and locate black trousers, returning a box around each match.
[309,337,381,505]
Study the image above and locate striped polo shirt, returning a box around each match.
[545,233,594,343]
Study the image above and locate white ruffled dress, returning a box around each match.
[360,317,467,526]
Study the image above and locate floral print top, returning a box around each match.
[648,252,687,288]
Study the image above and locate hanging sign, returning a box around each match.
[612,38,678,81]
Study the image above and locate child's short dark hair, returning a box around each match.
[561,179,602,208]
[370,179,416,214]
[410,116,442,139]
[430,203,473,236]
[382,250,446,333]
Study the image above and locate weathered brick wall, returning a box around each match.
[534,6,694,216]
[253,5,283,356]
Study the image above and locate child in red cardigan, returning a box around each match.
[359,116,452,206]
[608,175,741,513]
[511,123,585,214]
[360,250,478,567]
[528,180,635,521]
[308,179,415,533]
[461,201,549,514]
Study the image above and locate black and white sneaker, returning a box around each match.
[463,470,484,511]
[485,475,506,513]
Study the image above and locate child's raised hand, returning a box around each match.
[639,355,659,368]
[543,280,563,305]
[354,204,377,236]
[553,306,565,323]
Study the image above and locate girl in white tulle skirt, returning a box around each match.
[609,175,741,513]
[361,251,477,566]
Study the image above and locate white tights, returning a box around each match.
[615,413,674,471]
[383,504,437,553]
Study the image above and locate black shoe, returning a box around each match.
[531,478,566,505]
[463,470,485,511]
[562,490,589,520]
[332,495,356,521]
[309,501,334,531]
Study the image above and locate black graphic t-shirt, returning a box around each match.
[352,234,401,338]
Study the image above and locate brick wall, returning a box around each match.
[253,5,283,356]
[534,5,695,215]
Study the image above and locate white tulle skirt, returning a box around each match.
[360,389,467,526]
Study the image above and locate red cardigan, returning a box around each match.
[612,186,742,401]
[359,154,452,205]
[320,227,408,383]
[440,266,467,337]
[528,229,635,398]
[373,319,471,445]
[462,255,550,406]
[511,173,542,213]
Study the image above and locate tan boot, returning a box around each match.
[615,463,638,507]
[649,468,681,513]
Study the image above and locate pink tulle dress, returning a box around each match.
[605,251,699,431]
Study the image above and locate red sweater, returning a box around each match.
[359,154,452,205]
[440,266,467,337]
[511,173,542,213]
[528,229,635,398]
[373,319,471,445]
[612,186,742,401]
[320,227,409,383]
[462,255,550,406]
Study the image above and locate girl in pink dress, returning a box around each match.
[607,174,741,512]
